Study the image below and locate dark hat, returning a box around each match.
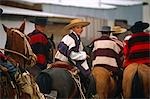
[98,26,114,32]
[30,17,48,25]
[129,21,149,33]
[0,8,3,16]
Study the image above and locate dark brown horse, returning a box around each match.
[1,20,44,99]
[36,61,85,98]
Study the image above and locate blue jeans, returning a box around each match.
[0,60,17,78]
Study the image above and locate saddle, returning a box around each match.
[50,61,75,71]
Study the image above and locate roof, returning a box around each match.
[14,0,143,7]
[101,0,143,6]
[0,5,76,19]
[12,0,117,9]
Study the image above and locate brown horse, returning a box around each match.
[1,20,44,99]
[122,63,150,98]
[3,21,36,68]
[85,44,121,99]
[92,66,117,98]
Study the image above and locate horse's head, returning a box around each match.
[2,20,37,68]
[47,34,56,63]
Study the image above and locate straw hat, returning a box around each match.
[98,26,114,32]
[112,26,127,34]
[64,18,90,30]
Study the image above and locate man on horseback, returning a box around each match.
[123,21,150,98]
[55,18,92,94]
[124,21,150,67]
[90,26,124,98]
[27,17,51,77]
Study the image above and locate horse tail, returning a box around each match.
[131,68,144,98]
[36,70,52,94]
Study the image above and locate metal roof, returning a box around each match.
[14,0,143,7]
[0,5,76,19]
[12,0,116,9]
[101,0,143,6]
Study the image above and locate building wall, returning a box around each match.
[143,1,150,31]
[0,15,72,50]
[42,4,143,25]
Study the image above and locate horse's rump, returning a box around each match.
[36,68,80,98]
[122,63,150,98]
[92,66,116,98]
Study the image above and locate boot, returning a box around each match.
[86,74,96,98]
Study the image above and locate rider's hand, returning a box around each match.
[86,55,90,59]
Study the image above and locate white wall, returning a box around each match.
[143,1,150,31]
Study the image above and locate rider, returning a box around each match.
[111,26,127,47]
[124,21,150,67]
[55,18,91,93]
[89,26,124,97]
[27,17,51,77]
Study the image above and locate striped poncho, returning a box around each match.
[91,36,123,73]
[55,32,90,77]
[28,30,50,70]
[124,32,150,67]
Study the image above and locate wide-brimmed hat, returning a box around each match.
[0,8,3,16]
[129,21,149,33]
[30,17,48,25]
[98,26,114,32]
[64,18,90,30]
[112,26,127,34]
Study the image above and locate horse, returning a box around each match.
[36,67,82,98]
[47,34,56,63]
[85,43,122,99]
[36,43,96,98]
[1,20,45,99]
[122,63,150,98]
[36,58,89,98]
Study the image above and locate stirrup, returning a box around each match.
[44,90,57,99]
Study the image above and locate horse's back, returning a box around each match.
[123,63,150,98]
[92,66,116,98]
[36,68,78,98]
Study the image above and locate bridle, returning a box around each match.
[0,28,36,66]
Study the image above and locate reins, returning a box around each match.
[0,48,29,60]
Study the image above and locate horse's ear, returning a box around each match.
[19,20,25,33]
[50,34,54,40]
[2,24,9,33]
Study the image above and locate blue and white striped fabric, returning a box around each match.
[55,32,90,77]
